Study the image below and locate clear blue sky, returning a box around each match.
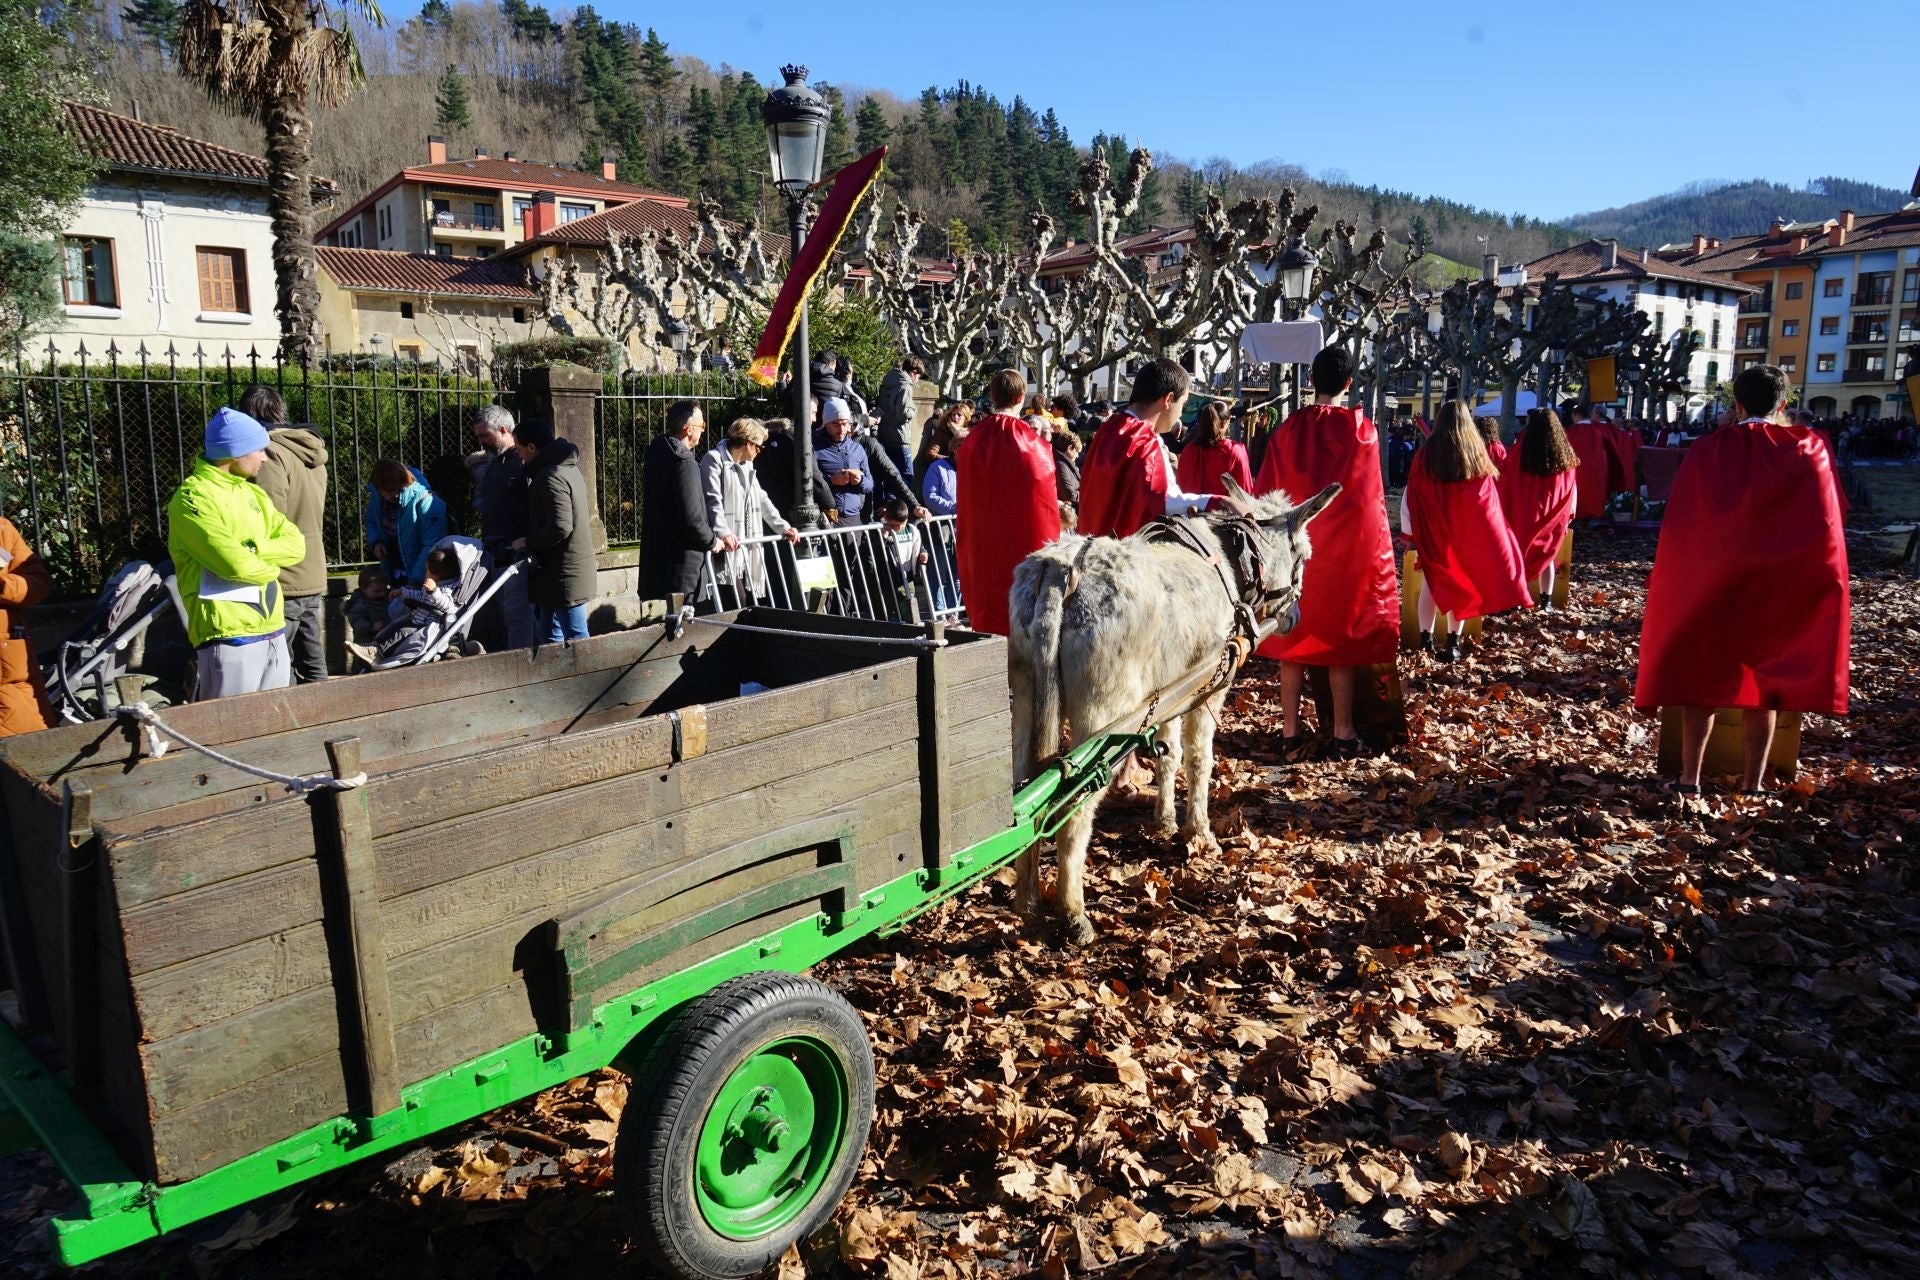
[494,0,1917,220]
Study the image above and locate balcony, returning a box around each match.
[1737,295,1772,314]
[1736,336,1769,352]
[1852,289,1893,306]
[1847,330,1890,346]
[1842,368,1889,384]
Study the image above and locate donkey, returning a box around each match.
[1006,477,1341,945]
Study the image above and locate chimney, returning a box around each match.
[427,134,447,165]
[1640,246,1651,263]
[601,158,618,182]
[1830,222,1848,248]
[1839,209,1856,231]
[1482,253,1499,280]
[1691,233,1707,254]
[474,146,489,160]
[1601,239,1619,270]
[503,150,518,162]
[522,190,557,241]
[1791,234,1809,254]
[1769,218,1788,241]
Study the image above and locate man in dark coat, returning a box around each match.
[639,399,724,602]
[875,355,924,488]
[512,419,596,643]
[756,417,832,529]
[467,404,535,648]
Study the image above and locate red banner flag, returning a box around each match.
[749,147,888,387]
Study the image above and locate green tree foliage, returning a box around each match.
[853,95,888,156]
[434,65,472,130]
[122,0,182,53]
[1564,177,1909,247]
[418,0,451,25]
[0,0,99,344]
[500,0,558,42]
[821,84,851,173]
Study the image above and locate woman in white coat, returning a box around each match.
[701,417,800,606]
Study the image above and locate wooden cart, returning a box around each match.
[0,608,1142,1278]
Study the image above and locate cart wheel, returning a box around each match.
[617,971,875,1280]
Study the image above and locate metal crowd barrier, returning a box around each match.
[699,515,966,627]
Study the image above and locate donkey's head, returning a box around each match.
[1216,476,1342,634]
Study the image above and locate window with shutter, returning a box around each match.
[62,238,117,307]
[196,248,249,314]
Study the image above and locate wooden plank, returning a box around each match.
[59,782,101,1092]
[0,765,54,1033]
[10,616,710,780]
[318,739,400,1117]
[947,670,1009,729]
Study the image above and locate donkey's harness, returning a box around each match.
[1138,512,1292,650]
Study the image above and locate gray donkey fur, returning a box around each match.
[1007,476,1341,945]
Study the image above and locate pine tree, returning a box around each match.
[658,134,696,196]
[853,96,889,156]
[501,0,559,43]
[122,0,182,53]
[821,85,852,174]
[418,0,451,26]
[435,65,472,131]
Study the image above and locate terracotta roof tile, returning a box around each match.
[410,158,680,203]
[1521,239,1758,291]
[513,200,789,259]
[64,101,335,190]
[315,247,535,299]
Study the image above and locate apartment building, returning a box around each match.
[317,136,689,260]
[1802,208,1920,418]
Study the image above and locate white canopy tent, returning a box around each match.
[1472,390,1538,417]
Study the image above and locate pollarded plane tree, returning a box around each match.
[852,202,1022,399]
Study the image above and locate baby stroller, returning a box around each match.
[362,536,519,671]
[41,560,194,724]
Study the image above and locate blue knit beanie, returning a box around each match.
[204,407,271,460]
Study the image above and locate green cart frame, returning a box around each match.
[0,728,1145,1273]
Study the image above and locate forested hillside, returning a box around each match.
[1564,177,1911,248]
[91,0,1569,269]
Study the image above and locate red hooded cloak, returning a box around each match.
[1564,419,1613,517]
[1252,404,1398,665]
[955,412,1061,636]
[1497,451,1579,582]
[1174,439,1253,498]
[1634,419,1849,715]
[1079,409,1174,539]
[1405,461,1533,618]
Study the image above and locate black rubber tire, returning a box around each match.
[616,971,875,1280]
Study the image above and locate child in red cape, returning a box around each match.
[1498,407,1580,609]
[1174,400,1253,498]
[1402,400,1532,662]
[1252,345,1397,756]
[1079,358,1245,539]
[955,368,1061,635]
[1635,364,1849,797]
[1563,410,1614,518]
[1474,415,1507,468]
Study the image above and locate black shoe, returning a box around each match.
[1328,736,1367,759]
[1280,732,1309,756]
[1446,637,1463,662]
[1540,598,1557,613]
[1418,630,1434,654]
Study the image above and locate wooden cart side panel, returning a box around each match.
[0,769,74,1046]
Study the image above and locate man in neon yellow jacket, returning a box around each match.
[167,407,307,698]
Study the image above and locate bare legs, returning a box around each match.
[1417,581,1441,637]
[1281,662,1358,743]
[1536,560,1556,604]
[1679,707,1779,791]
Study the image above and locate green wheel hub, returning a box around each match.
[694,1037,849,1240]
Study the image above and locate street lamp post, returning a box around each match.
[1274,236,1318,415]
[665,318,691,373]
[762,64,830,531]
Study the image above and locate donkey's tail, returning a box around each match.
[1025,558,1073,772]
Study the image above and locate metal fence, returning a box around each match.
[0,343,780,596]
[701,516,966,627]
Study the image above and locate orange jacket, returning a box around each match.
[0,518,52,736]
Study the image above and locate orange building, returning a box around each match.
[1660,221,1826,389]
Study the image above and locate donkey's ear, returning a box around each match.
[1221,473,1258,510]
[1290,482,1342,528]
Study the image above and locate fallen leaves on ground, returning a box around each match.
[1,531,1914,1279]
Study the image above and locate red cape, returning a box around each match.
[1252,404,1398,666]
[955,413,1061,636]
[1497,451,1579,581]
[1634,420,1849,715]
[1812,428,1852,515]
[1485,438,1507,468]
[1079,410,1172,539]
[1565,420,1615,517]
[1174,439,1253,498]
[1405,462,1533,618]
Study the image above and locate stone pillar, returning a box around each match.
[910,378,938,456]
[516,363,607,550]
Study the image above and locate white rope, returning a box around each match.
[114,703,368,795]
[679,610,948,649]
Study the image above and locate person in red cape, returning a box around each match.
[955,367,1060,635]
[1174,401,1253,497]
[1563,409,1614,518]
[1402,400,1532,661]
[1498,407,1580,610]
[1635,364,1849,797]
[1079,358,1245,539]
[1252,345,1397,756]
[1474,415,1507,468]
[1792,407,1851,516]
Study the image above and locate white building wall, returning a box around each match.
[43,176,282,363]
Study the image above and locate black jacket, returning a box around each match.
[640,433,715,598]
[474,445,529,548]
[1053,443,1082,506]
[876,367,916,454]
[756,430,833,528]
[525,439,596,607]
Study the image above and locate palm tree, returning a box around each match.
[176,0,384,365]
